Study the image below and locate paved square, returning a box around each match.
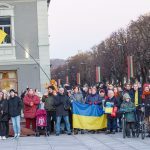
[1,133,150,150]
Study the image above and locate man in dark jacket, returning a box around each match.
[42,86,56,134]
[132,83,142,122]
[123,83,134,100]
[54,87,71,136]
[8,89,22,138]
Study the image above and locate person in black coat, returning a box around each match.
[54,87,71,136]
[123,83,134,101]
[0,91,9,140]
[8,89,22,138]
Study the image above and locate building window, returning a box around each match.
[0,71,18,91]
[0,16,11,44]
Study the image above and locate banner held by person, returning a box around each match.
[72,101,107,130]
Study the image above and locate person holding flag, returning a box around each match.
[70,86,84,134]
[104,90,118,134]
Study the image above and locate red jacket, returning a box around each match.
[23,94,40,119]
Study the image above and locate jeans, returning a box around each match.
[117,116,122,130]
[56,116,71,134]
[107,117,117,132]
[11,115,21,135]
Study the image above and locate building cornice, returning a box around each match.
[0,0,49,4]
[0,0,36,2]
[0,59,40,66]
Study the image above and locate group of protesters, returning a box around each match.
[0,81,150,139]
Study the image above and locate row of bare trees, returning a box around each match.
[51,14,150,86]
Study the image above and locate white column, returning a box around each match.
[37,0,50,93]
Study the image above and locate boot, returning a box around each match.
[74,129,78,135]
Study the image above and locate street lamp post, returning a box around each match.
[118,43,125,84]
[80,62,87,86]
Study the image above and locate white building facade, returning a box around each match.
[0,0,50,93]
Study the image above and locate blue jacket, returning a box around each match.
[86,93,102,105]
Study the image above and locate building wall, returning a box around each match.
[37,0,50,93]
[0,0,50,94]
[13,1,39,59]
[7,0,39,59]
[0,63,41,94]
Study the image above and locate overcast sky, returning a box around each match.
[48,0,150,59]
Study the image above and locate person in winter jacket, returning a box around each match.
[114,87,123,132]
[70,86,84,134]
[142,84,150,117]
[120,93,136,138]
[2,90,10,138]
[132,83,142,106]
[23,88,40,131]
[70,86,84,103]
[8,89,22,138]
[123,83,134,100]
[142,84,150,137]
[42,86,56,134]
[54,88,71,136]
[132,83,142,122]
[104,90,118,134]
[86,86,102,106]
[86,86,102,133]
[99,89,106,109]
[0,91,9,140]
[82,86,89,99]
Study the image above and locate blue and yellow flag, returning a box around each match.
[72,101,107,130]
[0,29,7,44]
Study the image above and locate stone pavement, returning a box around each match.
[1,133,150,150]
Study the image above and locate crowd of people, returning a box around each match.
[0,81,150,140]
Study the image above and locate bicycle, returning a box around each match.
[120,109,135,139]
[135,104,146,140]
[122,111,126,138]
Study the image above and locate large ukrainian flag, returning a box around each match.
[0,29,7,44]
[72,101,107,130]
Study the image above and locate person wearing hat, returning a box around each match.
[42,86,56,134]
[8,89,22,138]
[120,93,136,138]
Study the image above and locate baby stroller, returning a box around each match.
[35,109,49,136]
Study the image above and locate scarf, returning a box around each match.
[135,90,138,106]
